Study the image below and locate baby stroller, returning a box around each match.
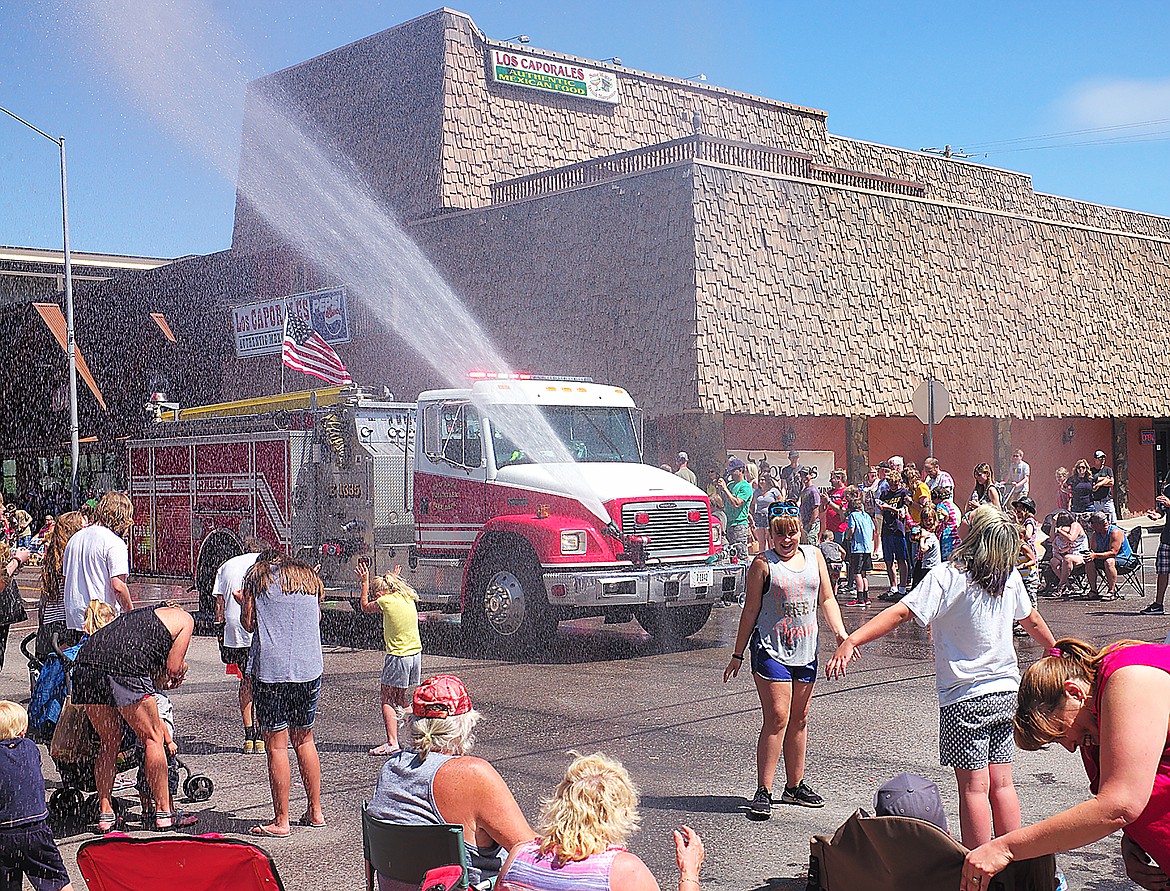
[21,632,214,831]
[809,810,1057,891]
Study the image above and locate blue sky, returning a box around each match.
[3,1,1169,258]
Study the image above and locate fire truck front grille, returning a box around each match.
[620,501,710,559]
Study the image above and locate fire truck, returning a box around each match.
[127,378,743,653]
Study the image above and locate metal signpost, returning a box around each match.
[912,378,951,456]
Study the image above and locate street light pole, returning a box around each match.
[1,106,80,509]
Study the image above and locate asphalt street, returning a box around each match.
[1,570,1166,890]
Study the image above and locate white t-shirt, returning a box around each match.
[1009,460,1030,497]
[213,552,261,649]
[901,563,1032,708]
[62,525,130,631]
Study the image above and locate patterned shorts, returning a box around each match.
[938,690,1017,770]
[1157,542,1170,576]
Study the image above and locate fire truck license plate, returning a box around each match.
[690,568,713,589]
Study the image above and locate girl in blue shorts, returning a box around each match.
[724,503,849,820]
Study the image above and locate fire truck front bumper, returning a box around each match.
[541,562,744,609]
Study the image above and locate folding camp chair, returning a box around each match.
[362,808,469,891]
[1116,526,1146,600]
[809,810,1057,891]
[77,834,285,891]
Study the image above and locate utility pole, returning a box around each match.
[921,144,974,160]
[1,106,80,508]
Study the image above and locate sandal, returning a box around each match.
[249,824,290,838]
[368,743,399,756]
[95,812,122,834]
[153,809,198,831]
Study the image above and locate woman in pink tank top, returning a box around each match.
[498,752,704,891]
[963,638,1170,891]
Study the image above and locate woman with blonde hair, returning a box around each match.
[366,675,533,891]
[724,502,848,818]
[499,752,705,891]
[1068,460,1095,514]
[37,511,85,658]
[964,638,1170,891]
[829,505,1055,849]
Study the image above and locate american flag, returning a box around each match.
[281,313,352,385]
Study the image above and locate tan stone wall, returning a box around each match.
[693,163,1170,419]
[438,12,826,210]
[232,15,447,253]
[408,164,700,417]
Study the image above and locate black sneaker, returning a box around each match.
[781,781,825,808]
[1141,602,1165,615]
[748,786,773,819]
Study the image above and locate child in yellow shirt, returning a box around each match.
[357,561,422,755]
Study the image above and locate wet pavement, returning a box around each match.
[1,569,1166,890]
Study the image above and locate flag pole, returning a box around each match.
[280,308,286,395]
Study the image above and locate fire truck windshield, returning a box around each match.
[490,405,641,468]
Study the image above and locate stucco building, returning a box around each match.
[36,7,1170,515]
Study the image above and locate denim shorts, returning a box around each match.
[71,665,155,709]
[253,677,322,733]
[380,654,422,688]
[882,533,909,562]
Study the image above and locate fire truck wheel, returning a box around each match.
[634,604,713,642]
[466,549,556,654]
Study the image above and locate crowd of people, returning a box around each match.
[688,446,1157,611]
[3,451,1170,891]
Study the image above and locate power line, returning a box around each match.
[980,129,1170,156]
[957,117,1170,151]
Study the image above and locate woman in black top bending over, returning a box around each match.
[71,603,195,832]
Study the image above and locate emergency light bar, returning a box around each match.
[466,370,594,383]
[467,370,532,380]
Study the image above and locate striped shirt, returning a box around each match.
[501,842,623,891]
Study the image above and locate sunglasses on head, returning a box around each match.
[768,502,800,518]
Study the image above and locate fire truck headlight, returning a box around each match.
[560,530,588,555]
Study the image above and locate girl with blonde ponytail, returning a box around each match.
[357,562,422,756]
[966,637,1170,891]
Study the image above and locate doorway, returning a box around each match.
[1154,421,1170,497]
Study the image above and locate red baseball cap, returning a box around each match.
[412,675,472,718]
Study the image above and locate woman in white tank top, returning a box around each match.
[722,503,849,819]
